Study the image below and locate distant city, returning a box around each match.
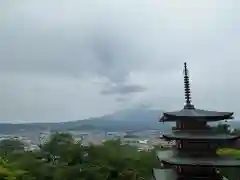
[0,129,174,152]
[0,108,239,151]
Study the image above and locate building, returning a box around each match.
[153,62,240,180]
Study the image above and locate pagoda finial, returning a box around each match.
[183,62,194,109]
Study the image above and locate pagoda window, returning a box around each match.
[177,165,182,173]
[178,121,182,129]
[182,121,207,130]
[181,121,185,129]
[179,141,182,149]
[176,140,183,150]
[176,121,180,129]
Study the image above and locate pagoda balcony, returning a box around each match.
[157,150,240,167]
[177,175,224,180]
[177,171,223,180]
[162,131,240,141]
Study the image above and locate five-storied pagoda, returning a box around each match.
[153,62,240,180]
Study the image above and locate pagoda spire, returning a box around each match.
[183,62,194,109]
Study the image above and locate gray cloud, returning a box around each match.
[101,84,147,95]
[0,0,240,122]
[115,97,128,103]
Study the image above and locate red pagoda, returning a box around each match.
[153,62,240,180]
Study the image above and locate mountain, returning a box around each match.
[51,108,169,131]
[0,108,170,133]
[0,108,239,134]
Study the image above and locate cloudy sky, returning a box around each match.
[0,0,239,122]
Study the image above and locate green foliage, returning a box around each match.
[217,148,240,180]
[0,157,26,180]
[39,132,84,165]
[40,132,75,155]
[0,133,157,180]
[214,124,230,133]
[217,148,240,159]
[0,138,25,155]
[85,139,156,180]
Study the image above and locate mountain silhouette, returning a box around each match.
[0,108,239,134]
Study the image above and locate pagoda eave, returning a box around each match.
[161,160,240,167]
[160,109,234,122]
[160,157,240,167]
[160,115,233,122]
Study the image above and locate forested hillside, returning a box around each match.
[0,133,157,180]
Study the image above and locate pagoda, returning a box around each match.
[153,62,240,180]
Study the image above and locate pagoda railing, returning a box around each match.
[177,174,224,180]
[170,149,217,158]
[176,151,217,158]
[177,168,223,180]
[172,129,228,134]
[172,126,212,131]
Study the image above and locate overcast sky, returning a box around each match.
[0,0,239,122]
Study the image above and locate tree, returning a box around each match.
[40,132,75,154]
[85,139,156,180]
[118,169,138,180]
[214,124,230,133]
[40,132,84,165]
[0,138,25,155]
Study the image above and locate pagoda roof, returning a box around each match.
[163,131,240,141]
[152,168,176,180]
[157,150,240,167]
[160,108,233,122]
